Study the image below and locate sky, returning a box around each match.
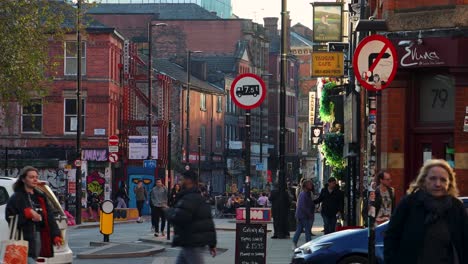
[232,0,328,28]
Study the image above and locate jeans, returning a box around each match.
[175,247,205,264]
[116,197,127,208]
[151,206,166,232]
[136,200,145,217]
[322,214,337,234]
[292,218,314,244]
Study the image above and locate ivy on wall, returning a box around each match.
[319,81,337,123]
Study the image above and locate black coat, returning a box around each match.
[5,189,61,259]
[314,186,344,217]
[384,191,468,264]
[165,187,217,248]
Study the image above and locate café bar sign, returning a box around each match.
[312,52,344,77]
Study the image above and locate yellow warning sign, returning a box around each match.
[311,52,344,77]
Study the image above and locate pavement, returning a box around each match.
[74,213,325,263]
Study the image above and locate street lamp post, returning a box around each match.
[260,74,272,188]
[185,50,202,168]
[75,0,82,225]
[147,22,167,160]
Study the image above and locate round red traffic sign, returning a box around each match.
[74,159,81,167]
[230,73,266,110]
[109,153,119,163]
[108,135,119,146]
[353,35,398,92]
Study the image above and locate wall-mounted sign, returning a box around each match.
[128,136,158,160]
[94,128,106,136]
[308,92,316,125]
[311,126,323,145]
[291,48,312,56]
[312,2,343,43]
[312,52,344,77]
[464,116,468,132]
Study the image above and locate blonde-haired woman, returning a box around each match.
[384,159,468,264]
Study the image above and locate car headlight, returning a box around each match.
[300,242,333,255]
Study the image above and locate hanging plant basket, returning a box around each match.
[319,81,337,123]
[322,132,345,170]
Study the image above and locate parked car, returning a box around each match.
[0,176,73,264]
[292,197,468,264]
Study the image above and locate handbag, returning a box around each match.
[0,215,29,264]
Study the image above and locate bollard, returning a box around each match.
[100,200,115,242]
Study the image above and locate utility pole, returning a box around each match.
[185,51,191,167]
[147,21,153,160]
[75,0,82,225]
[167,120,172,241]
[277,0,289,238]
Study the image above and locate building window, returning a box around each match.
[217,96,223,112]
[200,93,206,111]
[216,125,222,148]
[200,125,206,151]
[64,41,86,76]
[21,99,42,133]
[64,99,85,133]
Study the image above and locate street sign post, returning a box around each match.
[108,135,119,146]
[108,153,119,163]
[353,35,398,91]
[231,73,266,230]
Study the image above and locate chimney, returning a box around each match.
[263,17,278,38]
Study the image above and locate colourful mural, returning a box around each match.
[86,170,106,201]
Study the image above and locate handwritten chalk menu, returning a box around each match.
[235,223,267,264]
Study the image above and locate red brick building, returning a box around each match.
[0,25,125,212]
[369,0,468,198]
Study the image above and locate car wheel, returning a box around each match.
[338,255,368,264]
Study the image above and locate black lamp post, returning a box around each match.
[75,0,82,225]
[184,50,202,168]
[147,22,167,160]
[260,73,272,188]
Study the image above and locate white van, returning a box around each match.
[0,177,73,264]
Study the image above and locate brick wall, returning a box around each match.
[454,85,468,195]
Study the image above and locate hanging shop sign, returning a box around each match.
[312,2,343,43]
[312,52,344,77]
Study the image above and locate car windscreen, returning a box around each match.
[0,186,9,206]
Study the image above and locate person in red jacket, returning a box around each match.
[5,166,63,263]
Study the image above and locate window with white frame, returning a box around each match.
[21,99,42,133]
[65,41,86,76]
[217,96,223,112]
[200,93,206,111]
[64,99,85,133]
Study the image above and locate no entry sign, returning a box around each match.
[353,35,398,91]
[108,135,119,146]
[230,73,266,110]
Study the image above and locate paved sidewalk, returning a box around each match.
[74,213,326,263]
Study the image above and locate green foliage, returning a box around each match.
[319,81,337,123]
[322,132,345,170]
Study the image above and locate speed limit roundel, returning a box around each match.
[230,73,266,110]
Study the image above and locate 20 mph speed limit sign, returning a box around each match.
[230,73,266,110]
[353,35,398,92]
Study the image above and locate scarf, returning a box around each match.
[419,191,452,225]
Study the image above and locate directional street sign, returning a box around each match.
[230,73,266,110]
[143,159,157,169]
[108,153,119,163]
[353,35,398,91]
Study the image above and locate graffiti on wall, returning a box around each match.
[86,170,106,202]
[0,168,67,193]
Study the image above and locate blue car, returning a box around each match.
[292,197,468,264]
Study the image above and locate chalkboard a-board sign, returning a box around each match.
[235,223,267,264]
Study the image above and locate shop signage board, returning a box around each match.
[235,223,267,264]
[230,73,266,110]
[311,52,344,77]
[353,35,398,91]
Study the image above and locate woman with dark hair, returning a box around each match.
[169,183,181,207]
[5,166,63,264]
[384,159,468,264]
[115,182,129,208]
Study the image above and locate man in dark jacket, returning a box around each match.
[165,170,217,264]
[314,177,344,234]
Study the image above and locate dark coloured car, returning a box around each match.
[292,197,468,264]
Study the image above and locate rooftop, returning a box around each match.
[88,3,221,20]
